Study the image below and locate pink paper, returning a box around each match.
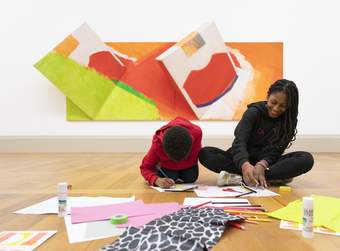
[118,203,184,228]
[71,200,156,224]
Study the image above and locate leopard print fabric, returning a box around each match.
[99,207,242,251]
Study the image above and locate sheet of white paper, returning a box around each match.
[14,196,135,215]
[64,216,125,243]
[183,197,250,207]
[194,186,279,197]
[150,184,198,192]
[280,220,340,236]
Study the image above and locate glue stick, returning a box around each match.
[58,182,68,217]
[302,196,314,238]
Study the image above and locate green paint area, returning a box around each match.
[35,52,159,120]
[66,99,91,121]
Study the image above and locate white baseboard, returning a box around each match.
[0,135,340,153]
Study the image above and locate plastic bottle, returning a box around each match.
[302,196,314,238]
[58,182,68,217]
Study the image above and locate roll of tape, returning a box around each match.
[279,186,292,193]
[110,214,128,225]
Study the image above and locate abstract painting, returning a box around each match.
[35,22,282,121]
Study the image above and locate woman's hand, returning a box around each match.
[241,162,258,186]
[154,177,175,188]
[254,163,268,187]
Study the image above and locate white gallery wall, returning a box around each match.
[0,0,339,151]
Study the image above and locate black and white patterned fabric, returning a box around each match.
[99,207,242,251]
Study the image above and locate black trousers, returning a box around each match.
[158,164,199,183]
[198,147,314,180]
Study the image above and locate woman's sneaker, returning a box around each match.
[217,171,242,187]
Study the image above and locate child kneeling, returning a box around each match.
[140,117,202,188]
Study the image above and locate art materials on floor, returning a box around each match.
[222,187,242,193]
[13,196,135,244]
[58,182,68,217]
[150,183,198,192]
[70,200,183,227]
[65,199,183,243]
[110,215,129,225]
[245,217,272,222]
[280,220,340,236]
[0,231,57,251]
[183,197,251,208]
[235,183,258,197]
[184,197,268,215]
[99,207,243,251]
[279,186,292,193]
[230,223,245,230]
[268,195,340,232]
[222,207,267,212]
[194,185,279,197]
[64,216,125,243]
[71,200,151,224]
[14,196,135,215]
[224,209,268,216]
[302,196,314,238]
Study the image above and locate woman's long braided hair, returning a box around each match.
[268,79,299,149]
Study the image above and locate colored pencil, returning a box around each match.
[246,217,272,222]
[241,183,257,193]
[213,204,263,207]
[235,191,254,197]
[211,201,249,204]
[156,165,170,179]
[224,209,268,216]
[222,207,267,212]
[230,223,245,230]
[192,201,212,208]
[244,220,259,224]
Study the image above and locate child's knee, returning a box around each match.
[181,170,199,183]
[183,174,198,183]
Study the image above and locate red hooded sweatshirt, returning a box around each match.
[140,117,202,185]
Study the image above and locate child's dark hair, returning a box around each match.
[163,126,193,161]
[268,79,299,148]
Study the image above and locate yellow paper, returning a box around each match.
[268,195,340,232]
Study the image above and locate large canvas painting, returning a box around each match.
[35,22,282,121]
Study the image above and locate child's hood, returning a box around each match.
[153,117,193,143]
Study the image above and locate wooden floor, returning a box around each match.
[1,153,340,251]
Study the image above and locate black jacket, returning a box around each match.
[229,101,290,170]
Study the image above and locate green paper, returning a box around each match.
[96,81,159,120]
[35,52,113,119]
[35,52,159,120]
[66,99,91,121]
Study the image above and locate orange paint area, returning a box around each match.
[54,35,79,57]
[21,232,47,245]
[0,233,16,242]
[227,42,283,119]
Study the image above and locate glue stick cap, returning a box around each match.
[303,196,314,206]
[58,182,68,193]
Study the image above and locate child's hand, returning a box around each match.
[155,177,175,188]
[241,162,258,186]
[254,164,267,187]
